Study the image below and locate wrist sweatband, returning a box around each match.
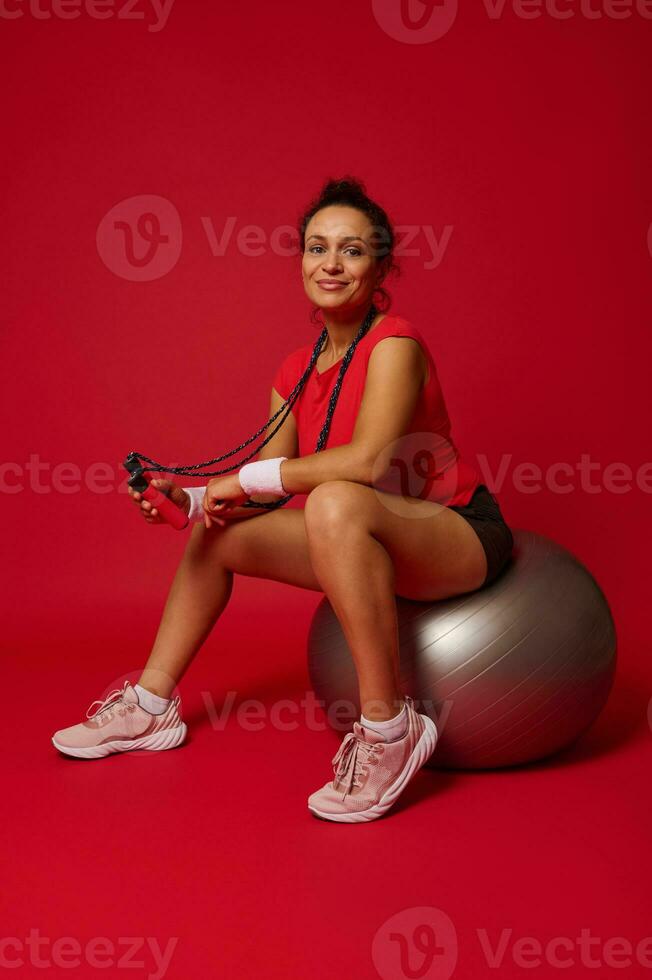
[183,485,208,523]
[238,457,288,496]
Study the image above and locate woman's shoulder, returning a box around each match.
[277,312,426,367]
[374,312,424,336]
[366,312,431,351]
[279,341,313,366]
[272,337,317,397]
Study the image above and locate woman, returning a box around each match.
[52,177,514,824]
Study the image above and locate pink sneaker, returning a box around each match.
[51,681,187,759]
[308,695,438,823]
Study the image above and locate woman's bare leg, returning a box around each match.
[137,484,487,721]
[136,529,234,698]
[137,511,322,699]
[303,480,488,722]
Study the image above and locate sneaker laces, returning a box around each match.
[331,730,383,800]
[86,685,135,724]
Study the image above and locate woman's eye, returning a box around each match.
[309,245,362,256]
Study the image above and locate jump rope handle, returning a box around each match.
[124,454,190,531]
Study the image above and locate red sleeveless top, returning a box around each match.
[272,313,481,507]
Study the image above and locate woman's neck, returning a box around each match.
[321,304,380,359]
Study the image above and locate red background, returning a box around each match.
[2,2,651,978]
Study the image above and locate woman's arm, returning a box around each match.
[187,338,426,519]
[243,386,299,506]
[279,336,427,494]
[184,385,300,521]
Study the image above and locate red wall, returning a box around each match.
[2,2,650,676]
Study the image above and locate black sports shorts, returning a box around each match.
[448,484,514,587]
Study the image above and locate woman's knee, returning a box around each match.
[304,481,365,535]
[185,520,240,566]
[186,521,216,550]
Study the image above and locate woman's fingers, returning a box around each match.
[128,486,161,524]
[203,512,225,528]
[130,489,151,512]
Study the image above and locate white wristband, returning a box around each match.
[238,457,288,496]
[183,485,207,523]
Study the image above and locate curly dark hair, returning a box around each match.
[297,175,401,324]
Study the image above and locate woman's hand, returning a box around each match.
[202,473,249,527]
[128,479,190,525]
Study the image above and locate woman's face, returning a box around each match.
[301,205,386,314]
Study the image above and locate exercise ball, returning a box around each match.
[307,530,617,769]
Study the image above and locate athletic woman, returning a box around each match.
[52,177,514,823]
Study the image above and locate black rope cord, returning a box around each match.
[127,303,378,512]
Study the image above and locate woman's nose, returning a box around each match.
[322,256,342,272]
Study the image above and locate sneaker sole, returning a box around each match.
[51,723,188,759]
[308,715,438,824]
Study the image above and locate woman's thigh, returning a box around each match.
[190,481,489,602]
[303,481,488,601]
[187,508,323,592]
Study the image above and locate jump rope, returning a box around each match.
[123,303,379,529]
